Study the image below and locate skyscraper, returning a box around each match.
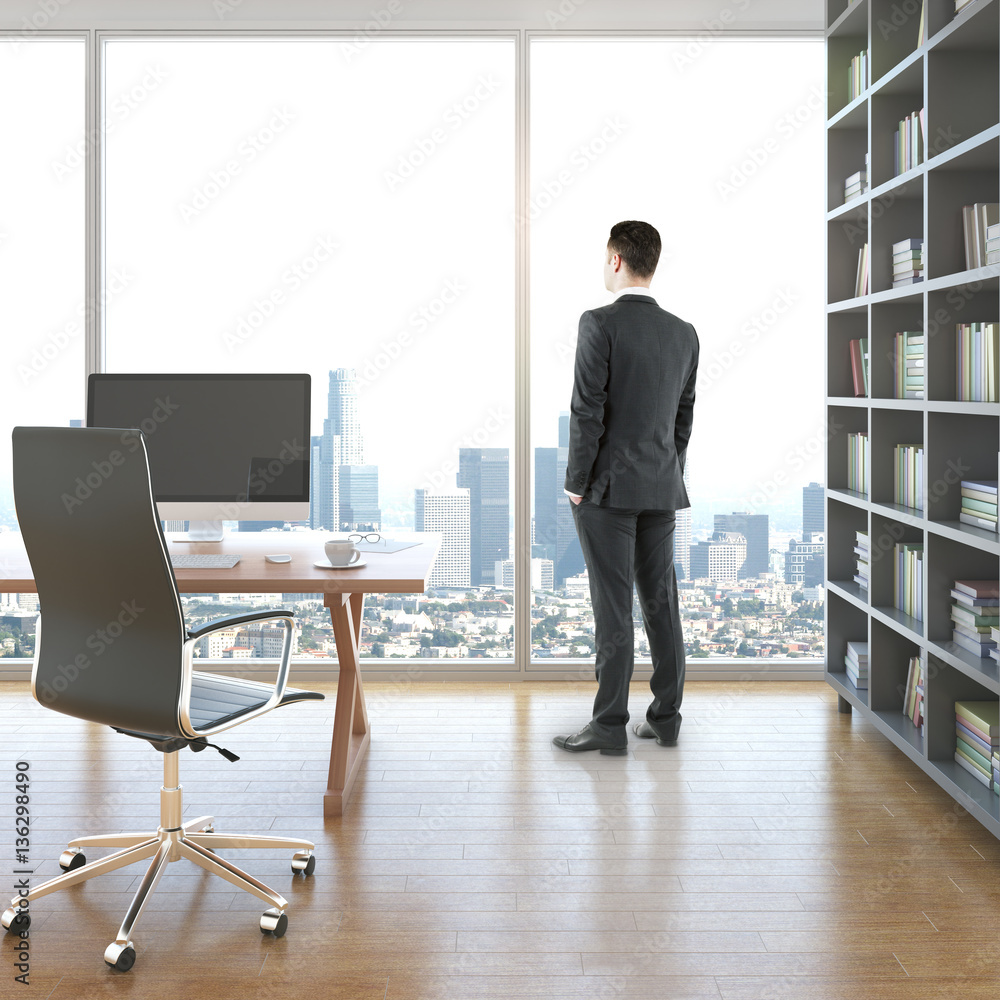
[689,531,747,582]
[534,446,584,585]
[803,482,824,541]
[338,465,381,532]
[675,463,692,580]
[414,488,470,588]
[714,511,769,579]
[458,448,509,586]
[310,369,378,532]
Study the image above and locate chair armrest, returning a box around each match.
[178,610,297,739]
[187,609,296,640]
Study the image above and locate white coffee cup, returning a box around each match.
[324,538,361,567]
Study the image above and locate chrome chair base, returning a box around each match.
[1,752,314,969]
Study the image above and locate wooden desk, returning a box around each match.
[0,529,440,817]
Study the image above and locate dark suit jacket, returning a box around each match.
[564,292,698,510]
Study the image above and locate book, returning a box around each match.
[855,243,869,297]
[963,204,1000,269]
[954,581,1000,599]
[955,700,1000,737]
[958,722,992,757]
[957,736,992,771]
[959,512,999,531]
[952,588,1000,606]
[849,338,868,396]
[955,747,992,786]
[952,630,997,656]
[952,604,1000,628]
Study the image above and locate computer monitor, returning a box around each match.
[87,373,311,541]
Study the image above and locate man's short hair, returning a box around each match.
[607,221,661,280]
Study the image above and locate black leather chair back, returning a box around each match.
[12,427,187,737]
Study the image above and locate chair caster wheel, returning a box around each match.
[2,906,30,932]
[59,849,86,871]
[104,941,136,971]
[260,908,287,937]
[291,852,315,876]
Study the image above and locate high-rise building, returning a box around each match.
[689,531,747,582]
[338,465,381,532]
[327,367,364,465]
[675,463,692,580]
[310,369,376,531]
[494,558,554,591]
[785,533,825,587]
[558,411,570,448]
[803,482,824,540]
[534,446,584,585]
[458,448,509,586]
[414,488,470,588]
[714,512,769,579]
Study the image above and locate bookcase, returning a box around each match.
[826,0,1000,837]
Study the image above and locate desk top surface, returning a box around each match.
[0,530,441,597]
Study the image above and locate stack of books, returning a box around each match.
[917,0,927,44]
[903,655,924,731]
[845,640,868,690]
[894,541,923,620]
[844,169,867,204]
[894,110,925,175]
[894,331,924,397]
[987,223,1000,265]
[962,203,1000,269]
[849,337,869,396]
[854,530,869,592]
[893,443,924,510]
[960,480,998,532]
[849,50,868,101]
[952,580,999,657]
[892,238,924,288]
[954,700,999,789]
[847,431,868,494]
[956,321,999,401]
[855,243,869,297]
[994,748,999,794]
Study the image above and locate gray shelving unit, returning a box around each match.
[826,0,1000,837]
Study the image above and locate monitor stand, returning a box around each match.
[171,520,225,543]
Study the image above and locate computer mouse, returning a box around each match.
[264,554,292,564]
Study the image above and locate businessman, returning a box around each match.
[553,220,698,756]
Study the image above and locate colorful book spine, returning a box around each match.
[847,432,868,495]
[894,541,923,620]
[893,443,924,511]
[956,700,1000,791]
[956,323,999,402]
[849,338,869,396]
[894,110,925,175]
[894,331,924,398]
[849,50,868,101]
[854,530,869,591]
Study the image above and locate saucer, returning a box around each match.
[313,557,367,570]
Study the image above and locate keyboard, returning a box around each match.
[170,554,241,569]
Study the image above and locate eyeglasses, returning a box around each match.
[348,532,381,544]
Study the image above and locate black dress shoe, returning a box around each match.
[552,725,627,756]
[633,721,677,746]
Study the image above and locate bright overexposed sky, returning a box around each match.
[1,36,824,522]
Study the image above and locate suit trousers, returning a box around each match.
[570,497,685,743]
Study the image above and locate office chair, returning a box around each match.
[1,426,324,971]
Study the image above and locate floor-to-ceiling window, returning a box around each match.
[0,38,85,662]
[101,37,516,666]
[529,38,826,667]
[0,30,826,675]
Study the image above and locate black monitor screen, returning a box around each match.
[87,374,311,503]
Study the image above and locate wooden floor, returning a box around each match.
[4,678,1000,998]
